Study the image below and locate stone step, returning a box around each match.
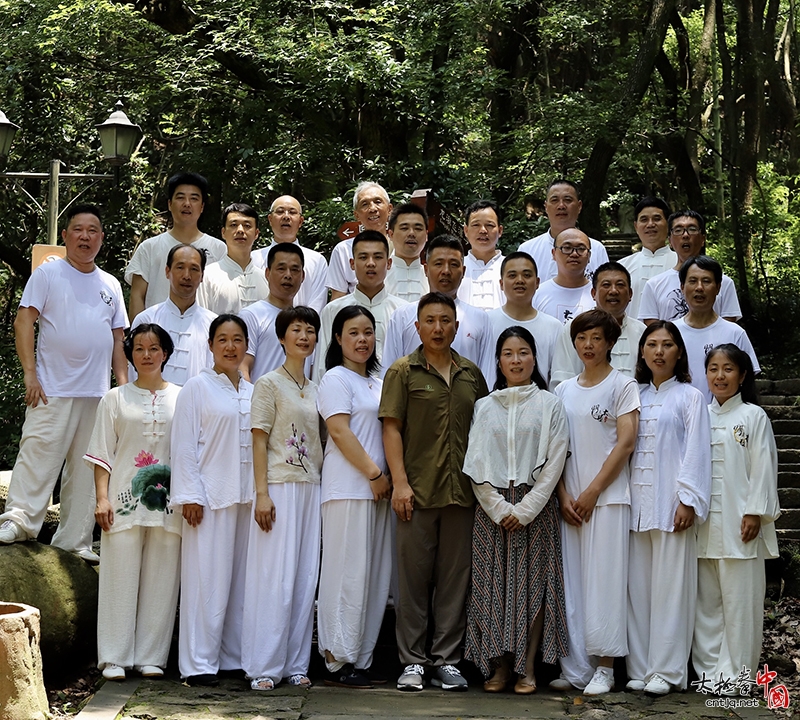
[766,405,800,420]
[778,529,800,541]
[776,509,800,530]
[779,448,800,464]
[779,487,800,507]
[779,468,800,488]
[772,419,800,435]
[762,395,800,406]
[776,435,800,449]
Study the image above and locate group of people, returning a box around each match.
[0,172,778,699]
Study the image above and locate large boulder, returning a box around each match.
[0,542,97,678]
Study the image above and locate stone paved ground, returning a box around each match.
[118,677,778,720]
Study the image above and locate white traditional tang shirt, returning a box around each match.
[554,370,641,505]
[325,238,356,294]
[250,371,322,485]
[380,298,494,381]
[385,254,429,303]
[629,378,711,531]
[314,287,408,383]
[197,255,269,315]
[457,251,505,311]
[697,394,780,560]
[169,368,253,510]
[132,299,215,386]
[84,383,182,535]
[619,245,677,319]
[517,231,609,282]
[251,241,329,314]
[124,232,226,309]
[638,268,742,322]
[549,315,646,390]
[464,384,569,525]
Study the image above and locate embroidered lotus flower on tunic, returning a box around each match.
[117,450,172,515]
[285,423,310,472]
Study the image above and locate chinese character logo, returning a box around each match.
[757,664,791,710]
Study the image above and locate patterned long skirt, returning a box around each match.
[464,486,568,678]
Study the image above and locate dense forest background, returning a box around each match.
[0,0,798,463]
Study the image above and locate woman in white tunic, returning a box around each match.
[693,344,780,687]
[464,326,570,695]
[170,314,253,687]
[241,306,323,691]
[86,323,181,681]
[317,306,392,688]
[626,321,711,695]
[552,309,640,695]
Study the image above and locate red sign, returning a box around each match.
[337,221,360,241]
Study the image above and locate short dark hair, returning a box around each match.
[417,291,457,319]
[267,242,305,268]
[678,255,722,285]
[704,343,760,405]
[209,313,248,344]
[124,323,174,370]
[325,306,380,376]
[352,229,390,255]
[166,243,207,271]
[275,306,321,342]
[167,172,209,205]
[388,203,428,231]
[570,309,621,361]
[634,321,691,384]
[64,204,102,228]
[634,196,670,221]
[592,261,631,289]
[424,234,465,260]
[493,326,547,391]
[501,251,538,276]
[222,202,258,228]
[546,179,581,199]
[465,199,501,224]
[668,209,706,235]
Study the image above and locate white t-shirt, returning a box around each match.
[317,366,385,503]
[380,298,494,380]
[619,245,677,320]
[554,369,640,506]
[197,255,269,315]
[385,255,429,303]
[132,299,215,386]
[486,307,563,387]
[325,238,356,294]
[251,240,329,314]
[673,316,760,402]
[517,230,609,282]
[20,259,128,398]
[240,301,285,382]
[456,251,505,311]
[637,268,742,322]
[124,231,226,309]
[533,279,595,324]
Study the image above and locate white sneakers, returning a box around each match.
[644,674,671,695]
[583,666,614,695]
[102,664,125,681]
[0,520,26,544]
[549,674,574,691]
[626,679,646,691]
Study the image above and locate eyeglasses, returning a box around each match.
[272,208,300,217]
[670,226,701,236]
[555,244,590,256]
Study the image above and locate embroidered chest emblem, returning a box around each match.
[733,424,749,447]
[591,404,611,423]
[99,289,113,306]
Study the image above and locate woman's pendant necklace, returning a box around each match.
[282,364,306,398]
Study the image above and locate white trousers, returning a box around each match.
[178,502,250,678]
[692,553,765,683]
[241,483,321,681]
[97,526,181,670]
[626,528,696,688]
[1,397,99,553]
[560,504,629,689]
[317,498,392,671]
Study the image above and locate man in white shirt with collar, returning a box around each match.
[383,235,494,380]
[486,251,563,387]
[250,195,328,313]
[126,172,226,319]
[518,179,609,282]
[198,203,268,315]
[638,210,741,324]
[240,243,305,383]
[315,230,407,382]
[385,203,429,302]
[326,182,393,301]
[132,244,215,386]
[534,228,596,323]
[457,199,505,311]
[549,261,647,389]
[619,197,677,319]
